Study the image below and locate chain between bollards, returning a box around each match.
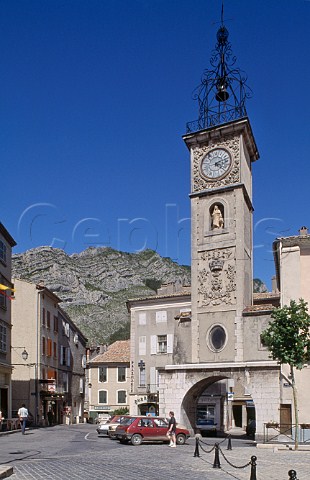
[288,470,298,480]
[213,443,221,468]
[249,455,257,480]
[227,434,232,450]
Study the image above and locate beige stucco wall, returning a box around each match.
[89,363,130,414]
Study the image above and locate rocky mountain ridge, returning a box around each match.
[12,246,191,345]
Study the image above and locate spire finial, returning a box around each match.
[186,4,252,133]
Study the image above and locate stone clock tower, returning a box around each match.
[183,22,259,364]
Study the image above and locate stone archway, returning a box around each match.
[158,365,280,437]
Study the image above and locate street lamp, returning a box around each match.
[11,346,28,361]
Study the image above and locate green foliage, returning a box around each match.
[108,321,130,344]
[261,299,310,370]
[144,278,162,292]
[110,407,129,416]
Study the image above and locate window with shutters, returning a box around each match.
[60,345,68,365]
[139,367,146,387]
[42,308,46,327]
[47,339,53,357]
[157,335,167,353]
[42,337,46,356]
[53,341,57,358]
[99,366,107,383]
[118,366,126,382]
[46,311,51,329]
[138,312,146,325]
[98,390,107,404]
[156,311,167,323]
[138,336,146,356]
[0,240,7,263]
[117,390,127,404]
[0,290,6,309]
[0,322,7,353]
[53,316,58,332]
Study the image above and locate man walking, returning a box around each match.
[18,403,28,435]
[167,411,177,447]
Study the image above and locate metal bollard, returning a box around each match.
[194,436,200,457]
[288,470,298,480]
[213,443,221,468]
[227,434,232,450]
[249,455,257,480]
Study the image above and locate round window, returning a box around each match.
[209,325,226,351]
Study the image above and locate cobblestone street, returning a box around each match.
[0,424,309,479]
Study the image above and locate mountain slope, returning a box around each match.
[12,246,191,345]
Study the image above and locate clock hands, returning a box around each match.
[214,160,226,169]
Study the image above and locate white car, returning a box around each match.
[96,415,123,436]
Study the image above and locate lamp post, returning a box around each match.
[11,346,28,362]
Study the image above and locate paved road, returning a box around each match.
[0,424,309,479]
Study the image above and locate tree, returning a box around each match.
[261,299,310,449]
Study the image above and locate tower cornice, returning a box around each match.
[183,117,259,163]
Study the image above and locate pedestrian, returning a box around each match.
[18,403,28,435]
[166,411,177,447]
[0,410,3,431]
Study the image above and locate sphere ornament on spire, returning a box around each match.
[186,11,252,134]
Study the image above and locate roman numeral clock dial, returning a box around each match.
[200,148,232,180]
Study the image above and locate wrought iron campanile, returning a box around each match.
[186,7,252,133]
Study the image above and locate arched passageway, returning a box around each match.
[181,375,255,435]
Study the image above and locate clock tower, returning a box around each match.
[183,21,259,363]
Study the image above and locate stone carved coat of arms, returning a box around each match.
[197,248,236,306]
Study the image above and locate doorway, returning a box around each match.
[280,404,292,434]
[232,405,242,427]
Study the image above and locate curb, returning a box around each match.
[0,466,13,479]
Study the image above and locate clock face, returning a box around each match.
[201,148,232,180]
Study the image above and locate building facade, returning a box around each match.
[87,340,130,421]
[0,223,16,420]
[11,278,87,425]
[127,284,191,416]
[273,228,310,428]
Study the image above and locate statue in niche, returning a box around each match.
[211,205,224,230]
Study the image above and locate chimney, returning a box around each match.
[271,275,279,294]
[99,344,107,354]
[299,226,308,236]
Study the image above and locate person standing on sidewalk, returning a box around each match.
[167,411,177,447]
[18,404,28,435]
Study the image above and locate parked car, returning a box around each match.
[196,418,217,436]
[96,415,130,436]
[96,415,118,436]
[107,416,132,439]
[115,416,190,446]
[95,414,111,425]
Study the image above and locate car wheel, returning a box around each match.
[176,434,186,445]
[131,434,143,446]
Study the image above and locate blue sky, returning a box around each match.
[1,0,310,290]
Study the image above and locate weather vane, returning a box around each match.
[186,2,252,133]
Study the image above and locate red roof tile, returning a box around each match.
[91,340,130,363]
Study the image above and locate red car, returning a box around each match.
[115,416,190,446]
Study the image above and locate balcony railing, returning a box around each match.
[264,423,310,444]
[186,106,247,134]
